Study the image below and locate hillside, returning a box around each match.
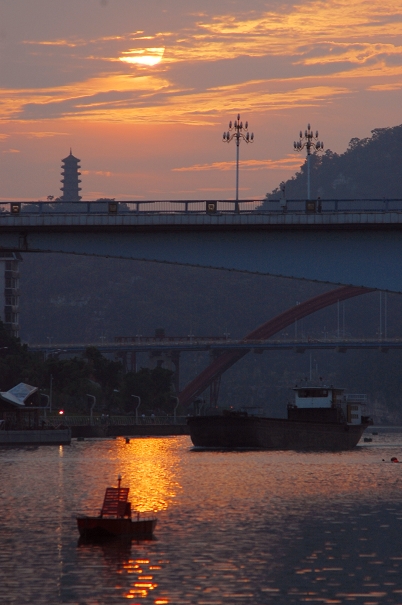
[264,124,402,200]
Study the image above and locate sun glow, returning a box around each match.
[120,47,165,66]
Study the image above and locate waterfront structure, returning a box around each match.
[0,382,71,445]
[0,252,21,338]
[60,150,82,201]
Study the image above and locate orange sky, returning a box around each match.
[1,0,402,200]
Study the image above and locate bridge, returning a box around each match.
[31,337,402,357]
[1,199,402,291]
[178,285,374,406]
[30,285,383,406]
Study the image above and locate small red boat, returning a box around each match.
[76,475,157,539]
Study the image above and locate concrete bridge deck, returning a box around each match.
[2,199,402,232]
[1,199,402,291]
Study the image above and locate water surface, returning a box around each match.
[1,432,402,604]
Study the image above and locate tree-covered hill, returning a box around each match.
[265,124,402,200]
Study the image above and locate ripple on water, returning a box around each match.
[1,435,402,603]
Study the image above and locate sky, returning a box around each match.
[0,0,402,201]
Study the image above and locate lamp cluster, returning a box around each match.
[294,124,323,155]
[223,114,254,144]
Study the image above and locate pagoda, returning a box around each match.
[60,149,82,201]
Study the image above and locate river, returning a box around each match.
[1,433,402,604]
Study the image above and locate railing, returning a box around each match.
[346,394,368,403]
[45,415,189,427]
[3,198,402,215]
[29,338,402,355]
[114,335,228,344]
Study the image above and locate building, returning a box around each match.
[60,149,82,201]
[0,252,21,338]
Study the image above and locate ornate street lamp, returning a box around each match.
[294,124,324,199]
[223,114,254,212]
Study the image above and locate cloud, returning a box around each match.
[1,0,402,134]
[81,170,115,177]
[18,131,69,138]
[173,156,303,172]
[368,82,402,91]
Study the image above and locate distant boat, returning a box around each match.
[187,385,373,451]
[76,475,157,539]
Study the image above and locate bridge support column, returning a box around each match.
[169,351,181,393]
[209,376,222,409]
[208,350,224,408]
[128,351,137,372]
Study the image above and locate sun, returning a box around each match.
[119,47,165,67]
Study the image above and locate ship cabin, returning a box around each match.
[289,386,365,425]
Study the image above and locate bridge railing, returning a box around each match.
[45,415,188,426]
[3,198,402,215]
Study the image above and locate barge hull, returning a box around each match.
[187,416,367,451]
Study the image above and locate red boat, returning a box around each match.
[76,476,157,539]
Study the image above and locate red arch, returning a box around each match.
[178,285,373,406]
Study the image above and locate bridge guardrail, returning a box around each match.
[29,338,402,356]
[3,199,402,215]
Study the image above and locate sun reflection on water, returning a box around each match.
[114,437,182,513]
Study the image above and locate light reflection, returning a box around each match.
[115,437,181,512]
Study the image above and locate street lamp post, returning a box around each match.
[49,374,53,413]
[294,124,324,199]
[86,394,96,426]
[223,114,254,212]
[131,395,141,424]
[171,396,179,424]
[41,393,49,419]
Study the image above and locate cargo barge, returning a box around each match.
[187,386,372,451]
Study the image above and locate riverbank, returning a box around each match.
[72,424,189,439]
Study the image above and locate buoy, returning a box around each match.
[125,437,130,444]
[391,457,399,463]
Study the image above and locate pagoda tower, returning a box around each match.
[60,149,82,201]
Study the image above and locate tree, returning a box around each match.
[85,346,122,403]
[119,366,174,413]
